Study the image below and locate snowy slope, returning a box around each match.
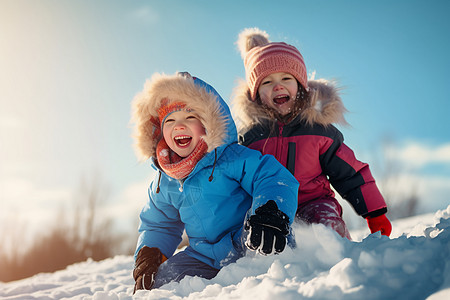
[1,206,449,300]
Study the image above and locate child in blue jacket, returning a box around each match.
[130,72,298,292]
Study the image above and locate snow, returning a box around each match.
[1,206,449,300]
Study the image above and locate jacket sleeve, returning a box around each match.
[232,145,299,223]
[320,129,387,217]
[134,177,184,261]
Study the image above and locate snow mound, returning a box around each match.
[1,206,449,300]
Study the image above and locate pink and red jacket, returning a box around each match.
[232,79,387,218]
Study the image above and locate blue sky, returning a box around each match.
[1,0,449,249]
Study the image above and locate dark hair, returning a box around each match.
[295,83,309,111]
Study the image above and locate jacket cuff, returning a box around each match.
[362,207,387,219]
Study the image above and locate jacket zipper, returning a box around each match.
[178,179,185,192]
[277,122,284,158]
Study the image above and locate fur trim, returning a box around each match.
[236,27,270,59]
[131,73,228,161]
[304,79,348,126]
[231,78,348,132]
[231,79,269,132]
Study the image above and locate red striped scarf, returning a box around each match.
[156,138,208,179]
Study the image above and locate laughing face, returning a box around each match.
[162,110,206,158]
[257,72,298,117]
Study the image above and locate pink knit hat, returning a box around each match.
[237,28,308,101]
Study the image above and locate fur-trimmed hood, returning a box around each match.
[231,78,348,132]
[131,72,236,161]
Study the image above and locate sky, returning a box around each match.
[1,0,450,252]
[1,207,449,298]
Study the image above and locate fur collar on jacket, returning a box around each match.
[131,73,234,161]
[231,78,348,132]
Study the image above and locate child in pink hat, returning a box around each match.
[232,28,392,239]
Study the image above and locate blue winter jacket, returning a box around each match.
[132,73,298,269]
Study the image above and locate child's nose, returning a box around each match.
[174,122,186,130]
[273,82,284,91]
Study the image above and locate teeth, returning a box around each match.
[174,135,192,147]
[175,135,191,140]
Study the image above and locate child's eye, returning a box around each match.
[283,77,294,81]
[261,80,271,85]
[164,118,174,123]
[186,115,197,120]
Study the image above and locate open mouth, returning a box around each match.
[174,135,192,147]
[273,95,290,105]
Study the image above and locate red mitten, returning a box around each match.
[366,214,392,236]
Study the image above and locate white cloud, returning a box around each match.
[385,142,450,169]
[95,179,154,253]
[1,178,72,211]
[340,141,450,227]
[0,168,156,255]
[107,180,150,225]
[377,141,450,215]
[0,177,73,254]
[380,173,449,208]
[340,171,450,230]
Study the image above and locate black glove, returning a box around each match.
[244,200,290,255]
[133,246,164,293]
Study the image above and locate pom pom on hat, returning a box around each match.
[237,27,308,101]
[237,27,270,59]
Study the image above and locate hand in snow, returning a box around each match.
[245,200,290,255]
[366,214,392,236]
[133,246,164,293]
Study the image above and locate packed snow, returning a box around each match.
[1,206,449,300]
